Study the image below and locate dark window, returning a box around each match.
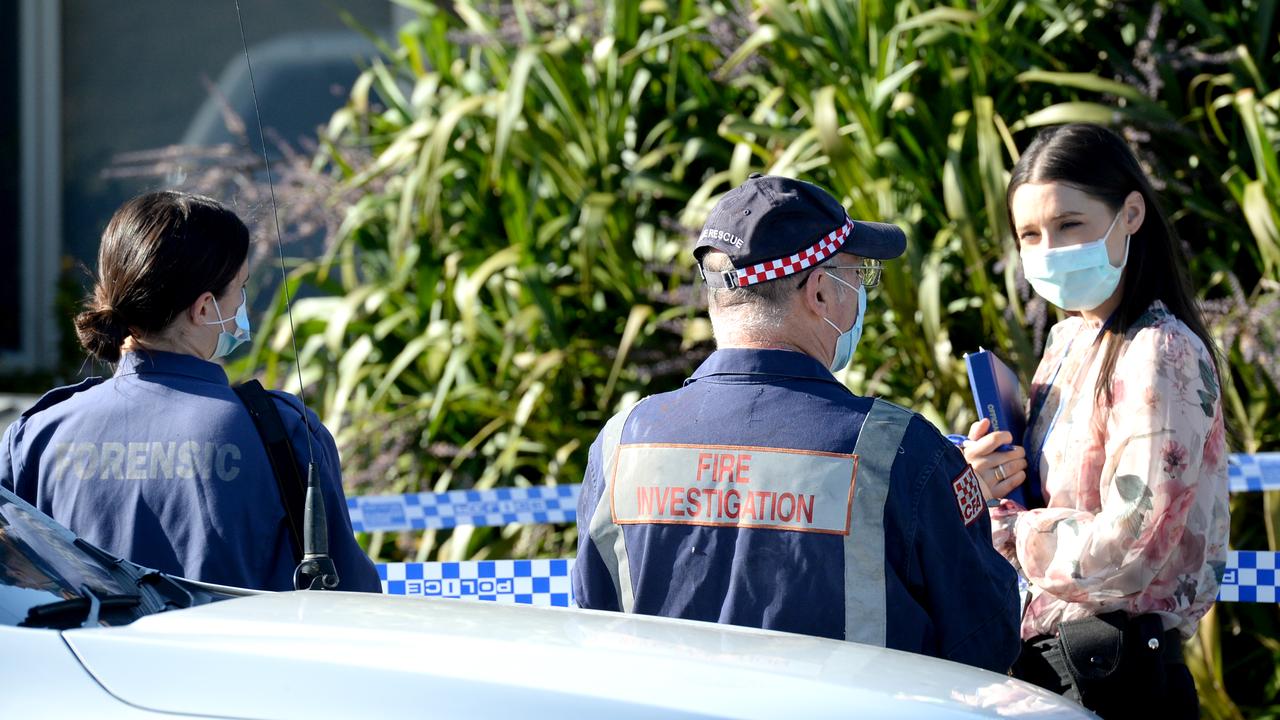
[0,0,21,351]
[0,489,141,627]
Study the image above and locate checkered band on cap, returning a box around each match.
[735,217,855,287]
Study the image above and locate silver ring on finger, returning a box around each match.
[994,463,1007,482]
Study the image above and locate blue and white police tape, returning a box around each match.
[1219,551,1280,604]
[379,559,573,607]
[349,485,580,532]
[380,551,1279,606]
[1228,453,1280,493]
[350,454,1277,534]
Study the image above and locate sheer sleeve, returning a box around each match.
[1011,325,1221,605]
[989,499,1024,571]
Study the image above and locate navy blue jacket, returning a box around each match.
[0,350,380,592]
[573,348,1020,672]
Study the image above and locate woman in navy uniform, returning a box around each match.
[0,191,380,592]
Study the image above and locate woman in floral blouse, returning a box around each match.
[963,123,1229,718]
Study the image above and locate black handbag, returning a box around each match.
[1056,611,1176,715]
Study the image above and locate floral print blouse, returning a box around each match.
[989,300,1230,640]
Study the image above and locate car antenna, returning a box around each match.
[234,1,339,591]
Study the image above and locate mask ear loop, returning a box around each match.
[1102,209,1129,269]
[203,295,231,328]
[202,288,248,330]
[821,269,861,334]
[1115,233,1131,269]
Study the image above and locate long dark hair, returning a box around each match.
[74,191,249,363]
[1006,123,1221,406]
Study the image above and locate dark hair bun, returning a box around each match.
[74,305,129,363]
[78,191,250,364]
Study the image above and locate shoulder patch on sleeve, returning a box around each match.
[952,466,984,526]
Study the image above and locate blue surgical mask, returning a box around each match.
[204,288,252,359]
[821,272,866,373]
[1020,211,1128,311]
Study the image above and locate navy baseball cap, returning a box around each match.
[694,174,906,288]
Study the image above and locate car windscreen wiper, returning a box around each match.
[71,538,244,615]
[19,584,142,630]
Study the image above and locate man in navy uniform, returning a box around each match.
[572,174,1020,672]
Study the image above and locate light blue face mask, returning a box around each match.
[821,271,866,373]
[204,287,252,359]
[1020,211,1129,311]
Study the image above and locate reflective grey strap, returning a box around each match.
[699,266,739,289]
[844,399,913,645]
[587,402,641,612]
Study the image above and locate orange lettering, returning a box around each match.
[740,488,757,519]
[795,494,815,524]
[637,487,655,516]
[655,487,671,515]
[778,492,795,522]
[695,452,714,484]
[719,453,736,483]
[725,489,740,519]
[687,487,702,516]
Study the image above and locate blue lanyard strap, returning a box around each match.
[1024,314,1115,487]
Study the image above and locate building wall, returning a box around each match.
[60,0,394,265]
[0,0,20,352]
[1,0,394,379]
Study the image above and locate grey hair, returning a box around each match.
[701,250,815,334]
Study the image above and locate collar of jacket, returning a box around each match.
[114,349,230,386]
[684,347,846,388]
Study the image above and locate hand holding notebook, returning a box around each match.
[962,348,1042,508]
[964,348,1025,452]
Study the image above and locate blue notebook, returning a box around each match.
[964,348,1040,507]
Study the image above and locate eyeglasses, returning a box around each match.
[798,259,883,289]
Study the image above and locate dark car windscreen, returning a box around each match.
[0,488,138,627]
